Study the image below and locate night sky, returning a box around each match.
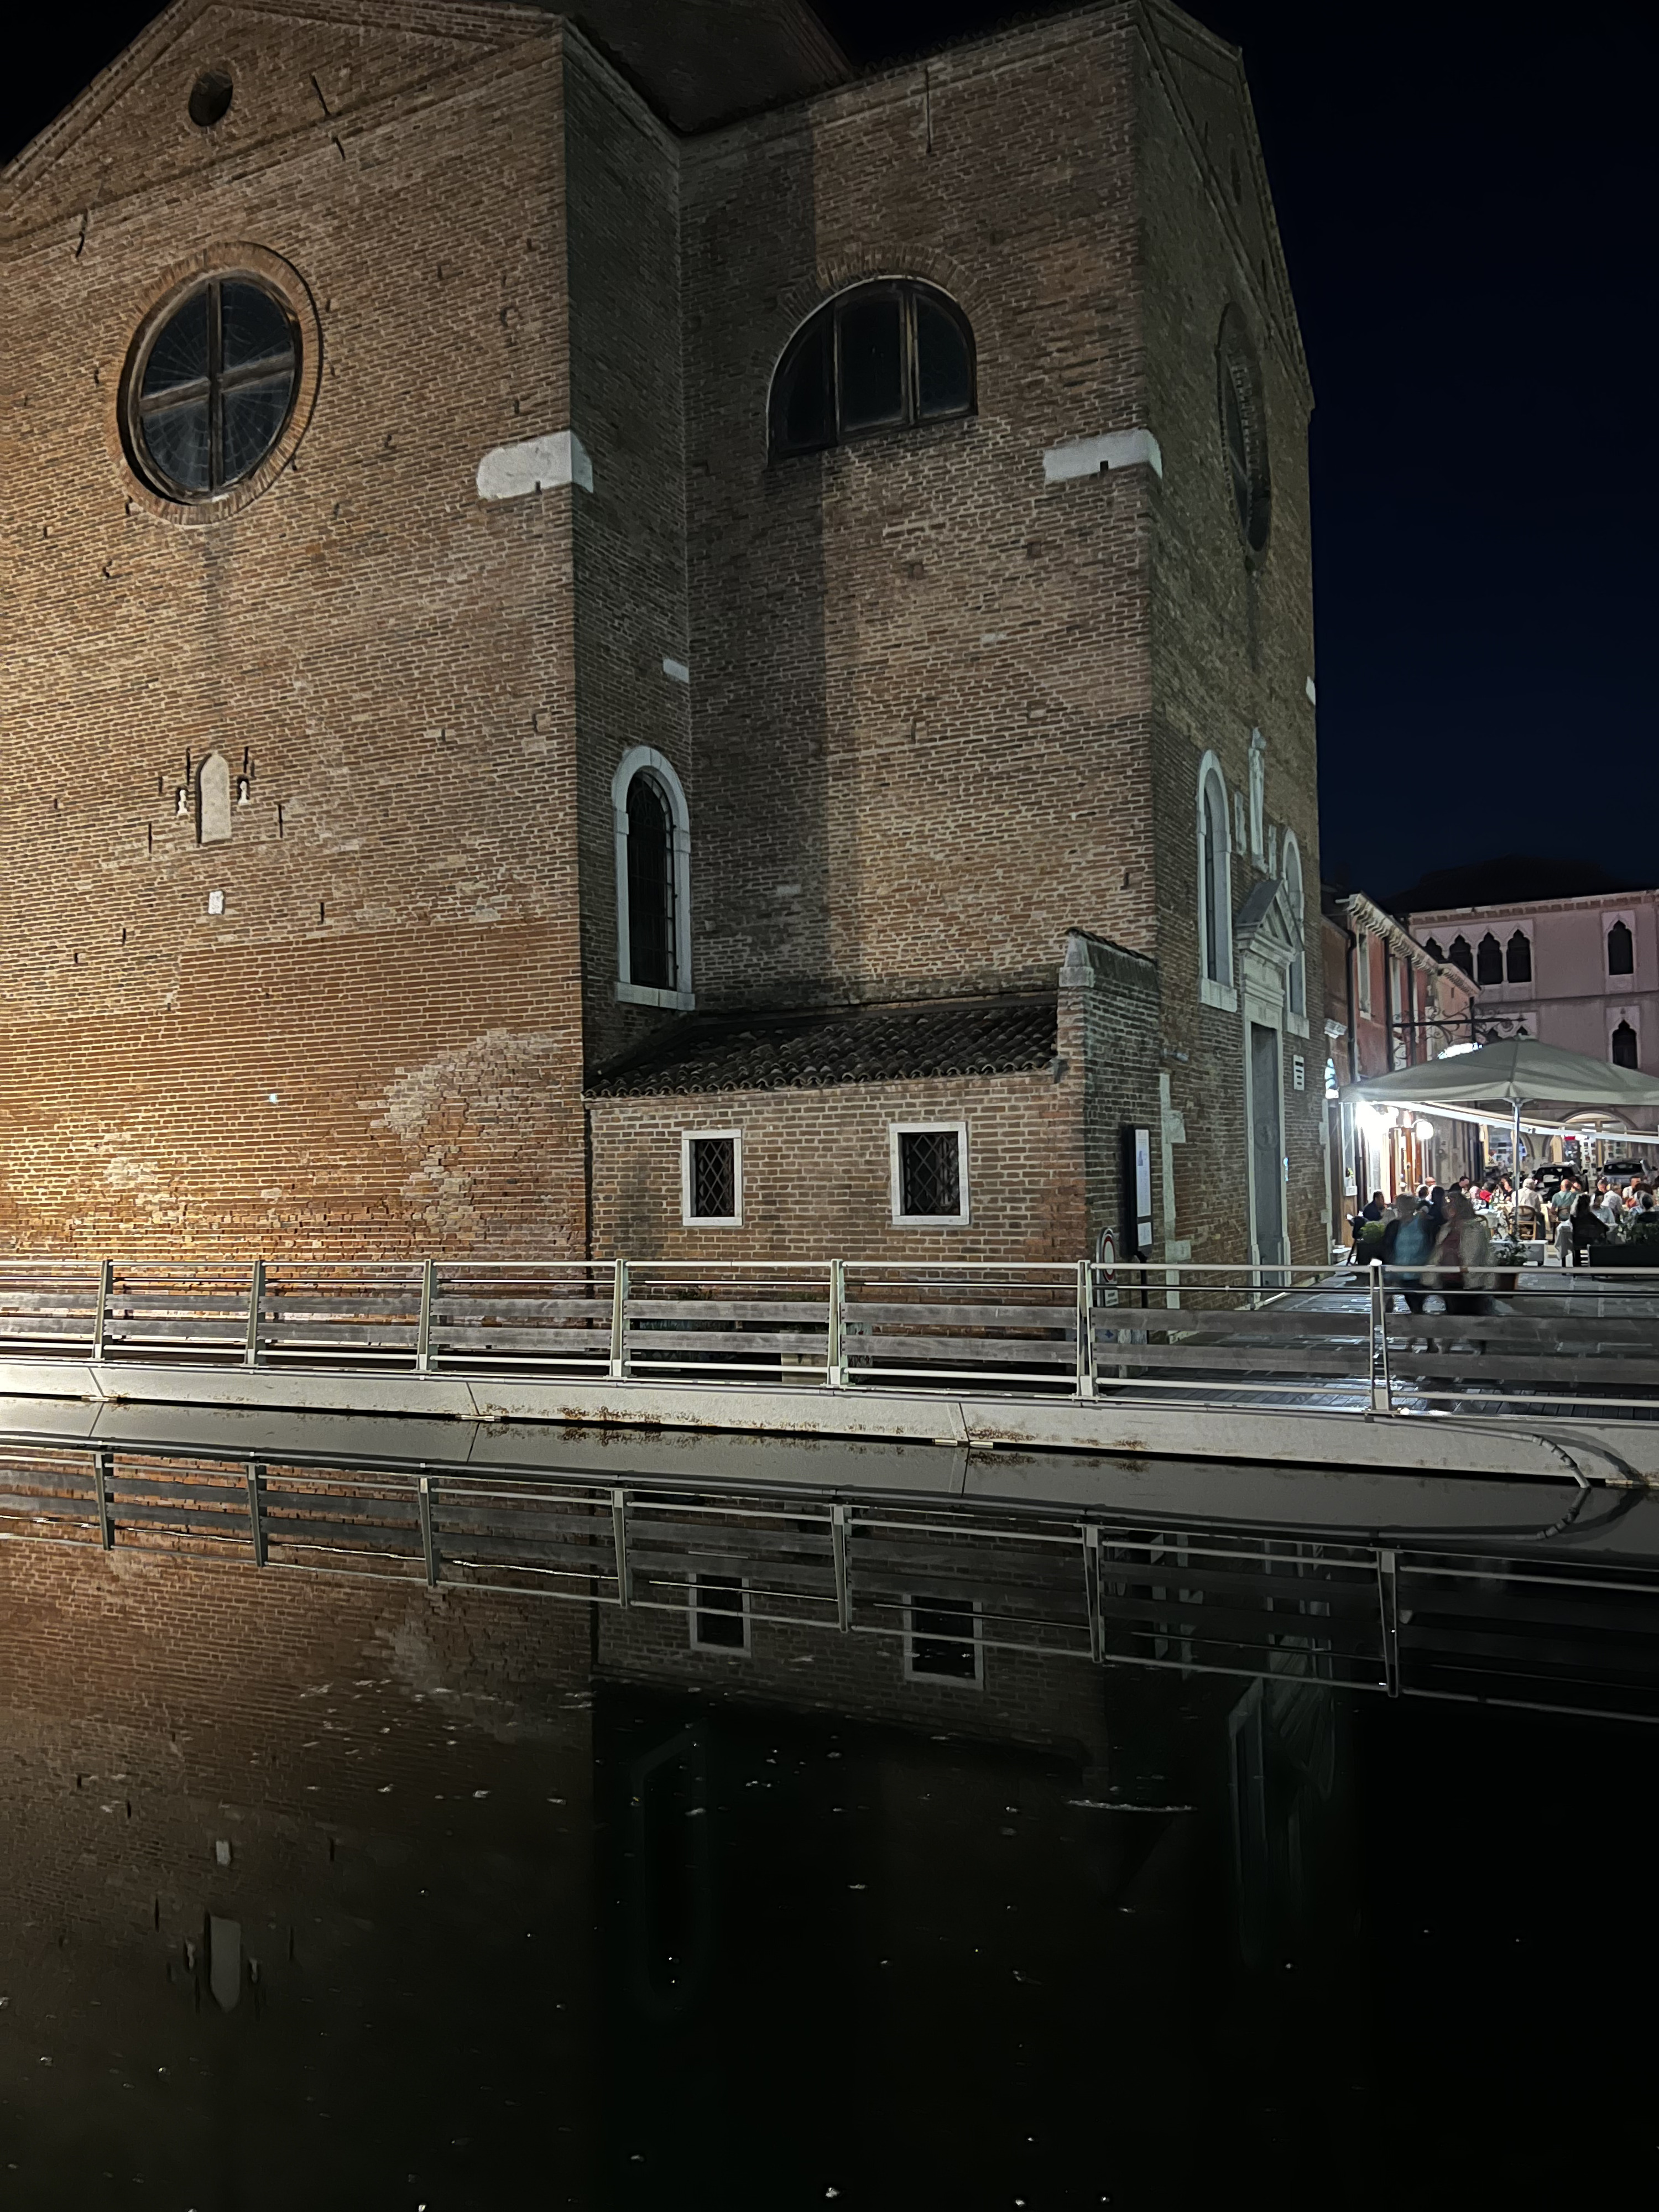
[8,2,1656,902]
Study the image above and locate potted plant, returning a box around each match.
[1354,1220,1386,1265]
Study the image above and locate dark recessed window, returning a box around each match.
[1612,1021,1639,1070]
[125,274,298,502]
[1608,920,1635,976]
[1505,930,1532,983]
[1475,932,1504,986]
[770,281,975,458]
[1423,937,1444,962]
[1201,766,1232,988]
[1217,305,1270,554]
[894,1125,966,1223]
[685,1134,739,1224]
[905,1597,981,1683]
[189,69,234,129]
[1448,935,1474,978]
[690,1575,749,1652]
[626,773,676,991]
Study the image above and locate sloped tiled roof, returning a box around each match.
[588,994,1058,1098]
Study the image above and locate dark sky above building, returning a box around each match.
[8,3,1656,902]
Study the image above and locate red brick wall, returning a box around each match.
[0,10,588,1259]
[565,36,695,1073]
[679,7,1156,1014]
[589,1059,1083,1261]
[1136,7,1323,1264]
[2,2,1327,1275]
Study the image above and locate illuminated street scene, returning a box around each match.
[2,0,1656,2203]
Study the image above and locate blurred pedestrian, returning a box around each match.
[1435,1190,1495,1339]
[1384,1193,1434,1319]
[1556,1191,1600,1267]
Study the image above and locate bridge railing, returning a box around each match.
[0,1254,1657,1422]
[2,1437,1655,1719]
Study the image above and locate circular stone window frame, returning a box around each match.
[114,243,322,527]
[1216,304,1271,559]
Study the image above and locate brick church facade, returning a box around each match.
[0,0,1323,1269]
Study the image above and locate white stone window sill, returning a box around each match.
[891,1213,972,1230]
[1285,1010,1310,1039]
[682,1214,743,1229]
[1199,977,1238,1013]
[617,980,695,1011]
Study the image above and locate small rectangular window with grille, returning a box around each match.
[690,1574,750,1652]
[904,1595,982,1684]
[682,1132,740,1225]
[891,1124,967,1224]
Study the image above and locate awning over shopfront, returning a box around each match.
[1342,1039,1659,1163]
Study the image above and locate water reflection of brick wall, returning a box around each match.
[0,1544,598,2204]
[598,1598,1115,1768]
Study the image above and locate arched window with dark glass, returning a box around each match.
[1608,919,1635,976]
[1423,937,1444,962]
[1504,929,1532,983]
[1197,757,1232,993]
[770,281,974,458]
[626,773,675,991]
[1281,832,1306,1021]
[613,748,691,1005]
[1612,1020,1639,1069]
[1475,932,1503,985]
[1448,935,1474,977]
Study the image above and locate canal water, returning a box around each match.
[0,1450,1654,2208]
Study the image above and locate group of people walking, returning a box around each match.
[1354,1162,1657,1290]
[1373,1185,1494,1321]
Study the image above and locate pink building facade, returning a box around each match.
[1407,888,1657,1077]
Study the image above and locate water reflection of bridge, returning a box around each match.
[2,1420,1655,1725]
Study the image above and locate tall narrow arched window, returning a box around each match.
[1505,928,1532,983]
[1448,935,1474,978]
[1475,932,1503,985]
[1612,1019,1639,1069]
[769,280,974,458]
[1281,832,1306,1023]
[1423,937,1444,962]
[1217,305,1271,553]
[1197,753,1233,1002]
[627,776,674,989]
[612,747,692,1009]
[1608,919,1635,976]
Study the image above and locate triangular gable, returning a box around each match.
[1138,0,1310,399]
[1235,874,1300,969]
[1,0,538,243]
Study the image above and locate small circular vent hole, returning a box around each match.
[189,69,234,129]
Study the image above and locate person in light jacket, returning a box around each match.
[1434,1190,1495,1326]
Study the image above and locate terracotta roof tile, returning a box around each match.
[587,994,1058,1098]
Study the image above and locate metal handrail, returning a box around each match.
[2,1251,1658,1423]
